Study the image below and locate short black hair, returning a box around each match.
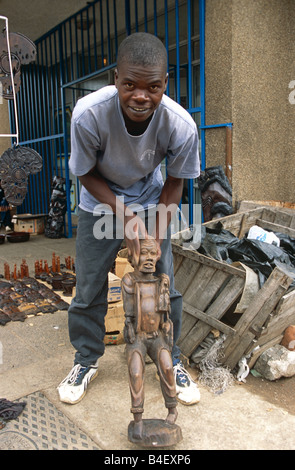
[117,33,167,71]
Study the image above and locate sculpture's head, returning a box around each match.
[134,237,158,274]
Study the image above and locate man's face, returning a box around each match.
[115,61,168,125]
[137,239,158,273]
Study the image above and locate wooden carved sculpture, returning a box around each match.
[122,237,182,447]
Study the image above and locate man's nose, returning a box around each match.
[133,88,148,100]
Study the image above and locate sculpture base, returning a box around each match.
[128,419,182,448]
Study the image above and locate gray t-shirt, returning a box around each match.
[69,85,200,213]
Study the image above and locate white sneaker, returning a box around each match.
[57,362,99,404]
[173,361,200,405]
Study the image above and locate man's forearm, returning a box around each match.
[154,175,184,245]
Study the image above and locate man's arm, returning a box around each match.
[78,167,147,266]
[153,175,184,255]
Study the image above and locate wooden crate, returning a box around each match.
[204,207,295,239]
[172,206,295,370]
[172,243,246,359]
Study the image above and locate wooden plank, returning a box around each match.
[182,302,236,336]
[248,335,284,369]
[203,208,264,238]
[256,219,295,239]
[178,264,218,343]
[178,269,231,344]
[252,290,295,346]
[172,242,245,277]
[174,256,202,296]
[173,252,184,276]
[221,268,293,369]
[178,275,245,357]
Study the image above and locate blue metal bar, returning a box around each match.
[134,0,139,32]
[92,3,98,70]
[164,0,169,95]
[80,12,85,77]
[69,19,74,82]
[106,0,111,65]
[18,134,64,146]
[175,0,180,103]
[61,63,116,89]
[125,0,131,35]
[100,0,105,67]
[199,0,206,171]
[154,0,158,35]
[113,0,118,56]
[86,9,92,73]
[200,123,233,129]
[144,0,148,32]
[58,25,72,238]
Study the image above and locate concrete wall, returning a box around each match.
[205,0,295,206]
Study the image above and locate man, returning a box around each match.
[57,32,200,406]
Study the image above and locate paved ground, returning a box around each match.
[0,233,295,452]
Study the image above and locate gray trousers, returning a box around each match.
[68,208,182,366]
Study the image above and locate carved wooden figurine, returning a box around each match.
[122,237,182,447]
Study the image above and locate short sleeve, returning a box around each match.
[69,114,101,176]
[166,126,200,179]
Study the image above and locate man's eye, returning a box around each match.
[150,85,159,92]
[125,83,134,90]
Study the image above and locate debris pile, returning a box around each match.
[172,206,295,385]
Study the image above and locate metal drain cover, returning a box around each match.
[0,391,100,450]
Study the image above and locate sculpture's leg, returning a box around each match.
[128,349,145,440]
[157,347,178,425]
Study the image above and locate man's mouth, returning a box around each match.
[129,106,149,113]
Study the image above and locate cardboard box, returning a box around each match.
[104,300,125,345]
[115,248,134,279]
[108,272,122,303]
[12,214,45,235]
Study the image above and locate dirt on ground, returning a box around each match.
[244,373,295,415]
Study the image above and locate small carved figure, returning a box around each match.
[122,237,182,446]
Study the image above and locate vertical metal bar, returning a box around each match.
[58,25,72,238]
[86,9,92,73]
[144,0,148,32]
[106,0,111,65]
[63,23,69,85]
[69,19,74,82]
[100,0,105,67]
[199,0,206,171]
[164,0,169,96]
[80,12,85,77]
[74,16,79,80]
[113,0,118,57]
[134,0,139,32]
[187,0,194,224]
[92,3,98,70]
[125,0,131,36]
[154,0,158,36]
[175,0,180,104]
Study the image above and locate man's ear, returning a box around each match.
[164,73,168,91]
[114,69,118,87]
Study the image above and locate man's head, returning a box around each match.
[115,33,168,130]
[116,32,167,72]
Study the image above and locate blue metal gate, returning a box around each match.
[9,0,205,237]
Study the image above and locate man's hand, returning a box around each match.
[124,213,148,267]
